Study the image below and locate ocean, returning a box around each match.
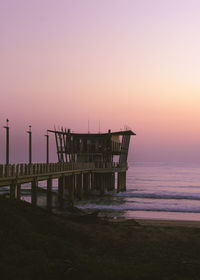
[2,162,200,221]
[75,162,200,221]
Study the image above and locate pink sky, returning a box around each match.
[1,0,200,163]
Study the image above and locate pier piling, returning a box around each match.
[31,178,38,206]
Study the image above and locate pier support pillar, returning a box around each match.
[31,178,38,206]
[76,173,83,200]
[58,176,64,208]
[74,174,77,198]
[91,172,95,191]
[100,173,105,195]
[10,180,17,199]
[47,177,52,192]
[17,183,21,200]
[47,177,52,211]
[117,172,121,193]
[88,172,92,193]
[122,172,126,191]
[83,173,90,196]
[94,173,100,192]
[106,173,114,191]
[117,172,126,192]
[64,175,70,199]
[111,172,115,190]
[68,175,75,205]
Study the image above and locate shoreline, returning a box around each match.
[135,218,200,227]
[108,217,200,227]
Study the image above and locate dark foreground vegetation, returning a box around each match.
[1,197,200,280]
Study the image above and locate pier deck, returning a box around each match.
[0,162,128,204]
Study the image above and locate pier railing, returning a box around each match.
[94,162,127,169]
[0,162,128,178]
[0,162,95,178]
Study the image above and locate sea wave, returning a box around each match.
[115,192,200,200]
[77,203,200,213]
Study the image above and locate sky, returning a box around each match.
[1,0,200,163]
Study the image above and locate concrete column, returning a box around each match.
[95,173,100,192]
[117,172,121,193]
[58,176,64,208]
[47,177,52,192]
[47,177,52,211]
[68,175,75,205]
[10,180,16,199]
[83,173,90,196]
[0,165,3,177]
[31,178,38,206]
[74,174,77,198]
[91,172,95,191]
[122,172,126,191]
[117,172,126,192]
[111,172,115,190]
[17,183,21,200]
[100,173,105,195]
[64,175,69,199]
[77,173,83,200]
[88,172,91,192]
[105,173,111,191]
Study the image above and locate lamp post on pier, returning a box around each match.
[45,130,49,164]
[27,125,32,164]
[3,119,9,165]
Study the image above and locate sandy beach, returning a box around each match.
[2,197,200,280]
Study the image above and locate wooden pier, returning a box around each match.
[0,129,135,208]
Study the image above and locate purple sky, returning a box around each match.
[1,0,200,163]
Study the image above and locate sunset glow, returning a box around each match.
[1,0,200,163]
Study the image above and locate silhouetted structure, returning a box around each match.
[0,127,135,210]
[48,128,135,194]
[48,129,135,165]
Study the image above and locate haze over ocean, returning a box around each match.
[1,0,200,163]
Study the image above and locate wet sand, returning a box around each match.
[135,218,200,228]
[109,216,200,228]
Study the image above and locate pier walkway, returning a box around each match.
[0,162,128,204]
